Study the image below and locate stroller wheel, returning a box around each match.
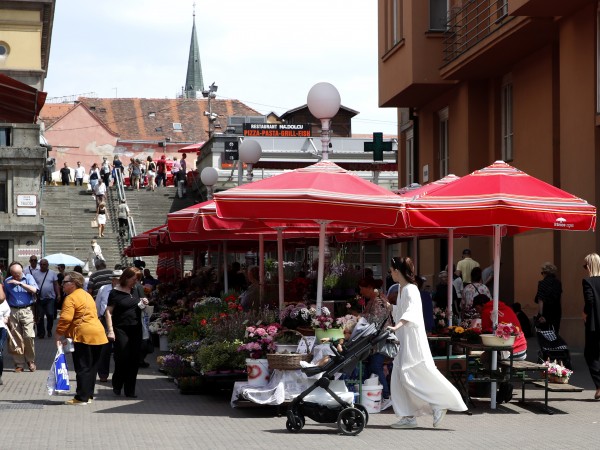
[285,413,305,433]
[337,407,366,436]
[353,404,369,425]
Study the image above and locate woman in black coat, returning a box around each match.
[582,253,600,400]
[535,262,562,334]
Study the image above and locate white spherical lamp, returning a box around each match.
[200,166,218,186]
[239,140,262,164]
[307,82,341,119]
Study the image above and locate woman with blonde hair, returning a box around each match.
[56,271,108,405]
[96,201,108,238]
[582,253,600,400]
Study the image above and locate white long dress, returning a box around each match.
[390,283,467,417]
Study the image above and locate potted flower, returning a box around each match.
[480,322,520,347]
[543,359,573,384]
[194,340,245,374]
[311,307,344,341]
[448,325,482,343]
[280,303,312,330]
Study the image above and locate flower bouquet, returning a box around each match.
[237,323,280,360]
[433,307,447,334]
[543,359,573,384]
[280,303,312,329]
[311,307,340,330]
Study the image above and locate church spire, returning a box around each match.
[184,4,204,99]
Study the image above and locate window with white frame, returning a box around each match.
[405,128,415,185]
[385,0,403,51]
[438,107,449,177]
[501,76,513,161]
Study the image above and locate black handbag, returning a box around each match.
[377,333,400,358]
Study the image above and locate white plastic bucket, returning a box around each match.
[360,384,383,414]
[159,335,169,352]
[246,358,270,386]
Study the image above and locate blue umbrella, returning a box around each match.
[43,253,85,267]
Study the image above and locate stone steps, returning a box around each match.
[41,183,199,276]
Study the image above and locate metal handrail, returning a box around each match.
[112,169,140,266]
[442,0,511,64]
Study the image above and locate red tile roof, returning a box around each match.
[76,97,262,142]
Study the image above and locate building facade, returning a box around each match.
[0,0,55,266]
[378,0,600,347]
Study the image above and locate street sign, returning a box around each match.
[224,140,239,161]
[243,123,311,137]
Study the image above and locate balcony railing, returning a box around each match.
[443,0,513,64]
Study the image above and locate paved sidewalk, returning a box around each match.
[0,335,598,449]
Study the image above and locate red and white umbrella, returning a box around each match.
[405,161,596,408]
[214,160,405,311]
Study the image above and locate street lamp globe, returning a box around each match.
[239,139,262,164]
[306,82,341,160]
[200,166,218,199]
[239,139,262,184]
[307,82,341,119]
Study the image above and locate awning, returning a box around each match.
[0,74,47,123]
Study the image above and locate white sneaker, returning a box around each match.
[381,397,393,411]
[391,416,417,429]
[433,409,447,428]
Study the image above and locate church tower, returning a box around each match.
[183,6,204,99]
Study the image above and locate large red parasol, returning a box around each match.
[405,161,596,231]
[405,161,596,409]
[214,160,405,311]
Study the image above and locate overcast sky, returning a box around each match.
[44,0,398,135]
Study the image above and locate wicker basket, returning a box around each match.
[548,374,570,384]
[267,331,312,370]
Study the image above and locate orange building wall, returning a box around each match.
[557,5,598,347]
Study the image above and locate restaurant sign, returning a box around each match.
[243,124,311,137]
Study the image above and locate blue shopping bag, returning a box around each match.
[47,347,71,395]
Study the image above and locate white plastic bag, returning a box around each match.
[47,347,71,395]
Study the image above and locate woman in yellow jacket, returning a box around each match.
[56,271,108,405]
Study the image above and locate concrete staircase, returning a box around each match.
[41,184,199,275]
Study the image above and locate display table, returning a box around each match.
[459,342,514,409]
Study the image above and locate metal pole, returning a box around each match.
[490,224,502,409]
[223,241,228,293]
[316,220,329,314]
[320,118,331,160]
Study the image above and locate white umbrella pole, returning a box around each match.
[259,234,265,307]
[490,224,502,409]
[223,241,229,293]
[447,228,454,327]
[277,228,285,312]
[316,220,328,314]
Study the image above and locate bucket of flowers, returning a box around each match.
[543,359,573,384]
[480,322,520,347]
[312,307,344,341]
[237,323,280,386]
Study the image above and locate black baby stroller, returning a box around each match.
[536,325,572,369]
[286,317,390,436]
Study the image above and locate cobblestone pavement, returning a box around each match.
[1,335,598,450]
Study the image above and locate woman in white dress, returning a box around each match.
[387,256,467,429]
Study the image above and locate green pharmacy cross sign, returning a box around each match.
[364,132,393,161]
